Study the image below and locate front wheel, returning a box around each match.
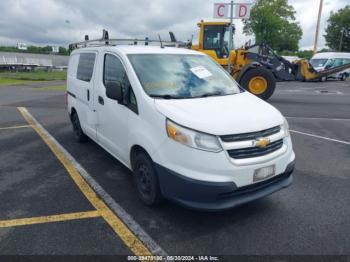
[132,152,163,207]
[319,76,327,82]
[239,67,276,100]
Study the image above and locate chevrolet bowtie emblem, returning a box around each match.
[255,138,270,148]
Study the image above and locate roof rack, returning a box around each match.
[69,29,183,51]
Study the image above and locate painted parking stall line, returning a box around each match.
[17,107,166,257]
[286,116,350,121]
[0,211,100,228]
[71,151,167,256]
[0,125,31,130]
[290,129,350,145]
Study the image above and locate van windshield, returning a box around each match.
[128,54,241,99]
[310,58,328,68]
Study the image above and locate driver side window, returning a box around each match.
[103,54,138,114]
[104,54,124,87]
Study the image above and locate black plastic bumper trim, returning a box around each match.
[155,160,295,211]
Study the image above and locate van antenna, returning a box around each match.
[102,29,109,45]
[158,34,164,48]
[187,34,194,48]
[169,32,177,43]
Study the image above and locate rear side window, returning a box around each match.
[77,53,96,82]
[68,54,79,78]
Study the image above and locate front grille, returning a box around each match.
[221,126,281,142]
[227,139,283,159]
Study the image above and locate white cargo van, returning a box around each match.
[310,52,350,81]
[67,44,295,211]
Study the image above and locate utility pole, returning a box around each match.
[339,28,344,52]
[213,1,251,73]
[313,0,323,54]
[227,0,234,74]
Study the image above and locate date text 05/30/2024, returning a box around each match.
[127,256,220,261]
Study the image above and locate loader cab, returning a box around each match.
[203,24,230,59]
[193,21,233,65]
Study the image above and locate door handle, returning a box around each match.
[87,89,90,101]
[98,96,104,105]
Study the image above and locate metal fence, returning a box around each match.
[0,52,69,69]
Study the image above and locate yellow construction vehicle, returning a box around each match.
[178,20,350,100]
[191,20,277,100]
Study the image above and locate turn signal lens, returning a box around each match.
[166,121,190,145]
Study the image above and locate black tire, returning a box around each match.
[132,152,163,207]
[71,112,88,143]
[239,67,276,100]
[319,76,327,82]
[340,74,346,81]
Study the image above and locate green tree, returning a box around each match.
[243,0,302,52]
[324,5,350,52]
[295,50,314,59]
[278,49,314,59]
[59,46,70,55]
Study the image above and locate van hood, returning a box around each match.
[154,92,284,136]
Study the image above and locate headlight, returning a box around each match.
[281,118,290,137]
[166,119,222,152]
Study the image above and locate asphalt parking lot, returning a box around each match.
[0,79,349,258]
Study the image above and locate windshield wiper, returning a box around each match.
[196,91,224,98]
[149,94,188,99]
[150,92,231,99]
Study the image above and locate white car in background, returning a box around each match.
[310,52,350,81]
[282,56,300,63]
[66,45,295,211]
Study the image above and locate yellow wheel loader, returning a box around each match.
[190,21,277,100]
[174,20,350,100]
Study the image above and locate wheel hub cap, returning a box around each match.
[248,76,268,95]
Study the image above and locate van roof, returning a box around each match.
[72,45,204,56]
[311,52,350,59]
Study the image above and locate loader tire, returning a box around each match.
[240,67,276,100]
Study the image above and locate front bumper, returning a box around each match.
[155,160,295,211]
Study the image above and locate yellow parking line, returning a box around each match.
[0,125,31,130]
[17,107,152,256]
[0,211,100,228]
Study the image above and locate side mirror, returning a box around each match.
[106,82,123,103]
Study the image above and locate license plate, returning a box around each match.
[253,165,275,182]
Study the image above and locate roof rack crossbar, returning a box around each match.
[69,36,182,50]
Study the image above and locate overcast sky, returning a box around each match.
[0,0,348,50]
